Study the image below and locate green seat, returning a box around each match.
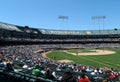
[37,77,53,82]
[45,79,54,82]
[0,69,3,72]
[25,77,30,81]
[29,78,36,82]
[18,72,24,75]
[24,74,30,76]
[30,75,37,79]
[7,72,14,76]
[14,74,21,78]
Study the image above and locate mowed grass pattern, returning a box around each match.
[47,48,120,70]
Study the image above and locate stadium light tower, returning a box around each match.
[91,16,106,51]
[58,15,69,29]
[91,16,106,31]
[58,16,69,20]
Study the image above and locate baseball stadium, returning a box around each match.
[0,22,120,82]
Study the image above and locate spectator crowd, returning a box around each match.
[0,45,120,82]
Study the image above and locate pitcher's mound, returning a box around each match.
[57,60,73,63]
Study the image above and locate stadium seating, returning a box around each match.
[0,22,120,82]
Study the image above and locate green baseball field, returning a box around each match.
[46,48,120,70]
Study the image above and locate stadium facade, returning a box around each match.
[0,22,120,46]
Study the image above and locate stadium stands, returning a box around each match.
[0,22,120,82]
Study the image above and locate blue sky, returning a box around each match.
[0,0,120,30]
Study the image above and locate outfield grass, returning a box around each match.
[47,48,120,70]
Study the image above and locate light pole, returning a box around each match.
[58,16,69,20]
[58,15,69,29]
[91,16,106,51]
[92,16,106,32]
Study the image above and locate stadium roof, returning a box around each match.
[0,22,22,32]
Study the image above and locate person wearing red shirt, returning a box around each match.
[78,73,90,82]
